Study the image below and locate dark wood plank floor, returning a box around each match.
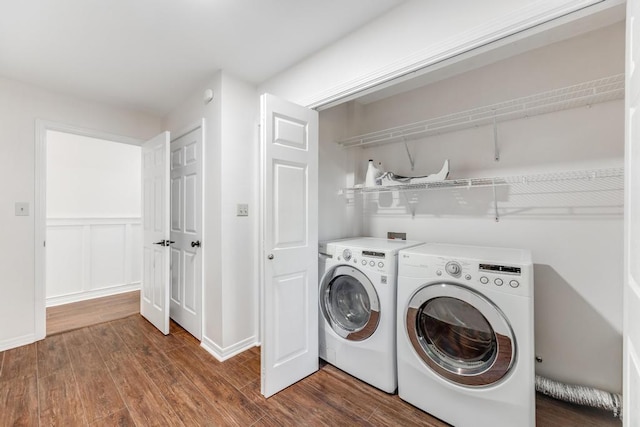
[0,312,621,427]
[46,290,140,335]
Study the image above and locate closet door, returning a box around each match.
[625,0,640,423]
[260,93,319,398]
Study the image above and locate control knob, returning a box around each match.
[343,249,352,262]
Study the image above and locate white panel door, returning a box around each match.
[169,126,203,339]
[260,93,319,398]
[626,0,640,424]
[141,131,171,335]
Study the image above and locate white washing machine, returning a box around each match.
[318,237,423,393]
[397,243,535,427]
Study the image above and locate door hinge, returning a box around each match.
[43,241,46,247]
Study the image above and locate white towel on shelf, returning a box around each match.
[378,159,450,186]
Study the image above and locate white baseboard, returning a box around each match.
[200,335,258,362]
[0,333,37,352]
[46,283,140,307]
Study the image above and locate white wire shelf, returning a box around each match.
[337,74,625,148]
[340,167,624,195]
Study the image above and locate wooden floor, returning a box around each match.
[46,290,140,335]
[0,313,621,427]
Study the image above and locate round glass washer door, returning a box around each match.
[406,282,516,387]
[320,265,380,341]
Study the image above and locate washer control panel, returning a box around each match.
[333,246,391,274]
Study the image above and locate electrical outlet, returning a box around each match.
[237,204,249,216]
[387,231,406,240]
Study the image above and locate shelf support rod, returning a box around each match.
[492,179,499,222]
[402,191,417,218]
[493,111,500,162]
[402,137,416,171]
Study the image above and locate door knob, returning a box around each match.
[153,240,174,247]
[267,254,274,260]
[191,240,201,248]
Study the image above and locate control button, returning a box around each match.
[436,270,443,276]
[353,259,357,264]
[445,261,462,277]
[494,278,504,286]
[510,280,520,288]
[480,276,489,284]
[369,261,375,267]
[465,274,471,280]
[378,262,384,268]
[343,249,352,262]
[361,260,367,266]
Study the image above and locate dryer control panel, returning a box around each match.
[442,258,531,298]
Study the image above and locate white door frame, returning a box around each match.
[169,119,205,339]
[34,120,141,339]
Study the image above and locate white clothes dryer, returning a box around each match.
[397,243,535,427]
[318,237,423,393]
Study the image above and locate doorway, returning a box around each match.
[39,125,143,335]
[35,121,205,340]
[46,130,142,305]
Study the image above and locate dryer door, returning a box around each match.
[320,265,380,341]
[406,283,515,387]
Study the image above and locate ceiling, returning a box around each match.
[0,0,404,116]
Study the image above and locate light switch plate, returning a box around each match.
[15,202,29,216]
[236,204,249,216]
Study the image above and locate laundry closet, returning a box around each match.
[316,20,625,396]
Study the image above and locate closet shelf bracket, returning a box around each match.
[402,192,417,218]
[403,137,416,171]
[493,111,500,162]
[492,179,499,222]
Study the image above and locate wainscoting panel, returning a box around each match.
[46,218,142,306]
[46,226,84,298]
[91,224,126,289]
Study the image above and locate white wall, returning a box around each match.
[46,132,142,304]
[259,0,607,107]
[163,70,259,358]
[46,131,141,217]
[319,23,624,392]
[0,76,161,351]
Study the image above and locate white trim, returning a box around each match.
[35,121,46,340]
[34,119,143,339]
[46,284,141,307]
[200,335,258,362]
[304,0,613,109]
[0,333,37,353]
[200,118,206,342]
[36,120,143,146]
[47,217,142,226]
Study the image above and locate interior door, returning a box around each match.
[141,131,171,335]
[260,93,319,398]
[169,126,203,339]
[625,0,640,423]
